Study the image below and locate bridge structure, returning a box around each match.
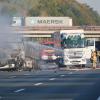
[13,25,100,49]
[13,25,100,39]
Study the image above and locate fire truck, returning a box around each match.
[40,41,57,63]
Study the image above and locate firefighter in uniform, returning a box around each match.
[91,51,97,69]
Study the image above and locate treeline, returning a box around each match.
[0,0,100,25]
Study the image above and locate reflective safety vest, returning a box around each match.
[91,51,97,62]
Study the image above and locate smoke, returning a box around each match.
[0,1,62,68]
[23,41,63,61]
[0,2,23,63]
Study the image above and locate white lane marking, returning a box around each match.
[68,72,73,74]
[14,88,25,93]
[49,78,56,80]
[60,75,65,77]
[24,74,30,75]
[97,96,100,100]
[34,83,43,86]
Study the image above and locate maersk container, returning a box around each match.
[25,17,72,27]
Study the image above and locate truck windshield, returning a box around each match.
[61,34,85,48]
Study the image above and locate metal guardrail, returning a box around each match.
[12,26,100,39]
[12,26,100,32]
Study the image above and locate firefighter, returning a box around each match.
[91,51,97,69]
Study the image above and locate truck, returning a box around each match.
[53,29,88,68]
[0,47,24,71]
[40,41,57,63]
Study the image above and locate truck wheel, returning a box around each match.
[82,64,85,68]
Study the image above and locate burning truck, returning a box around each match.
[0,47,24,71]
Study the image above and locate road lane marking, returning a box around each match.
[34,83,43,86]
[14,88,25,93]
[49,78,56,80]
[24,74,30,75]
[97,96,100,100]
[68,72,73,74]
[60,75,65,77]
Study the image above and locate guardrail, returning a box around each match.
[12,26,100,31]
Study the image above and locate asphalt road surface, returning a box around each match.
[0,69,100,100]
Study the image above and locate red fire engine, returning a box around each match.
[40,41,57,63]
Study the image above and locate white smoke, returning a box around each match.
[0,3,23,63]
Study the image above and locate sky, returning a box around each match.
[76,0,100,14]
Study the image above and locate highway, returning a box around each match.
[0,69,100,100]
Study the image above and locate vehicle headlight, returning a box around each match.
[52,55,57,60]
[57,56,60,58]
[41,55,48,60]
[11,64,15,67]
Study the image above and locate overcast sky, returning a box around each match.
[76,0,100,14]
